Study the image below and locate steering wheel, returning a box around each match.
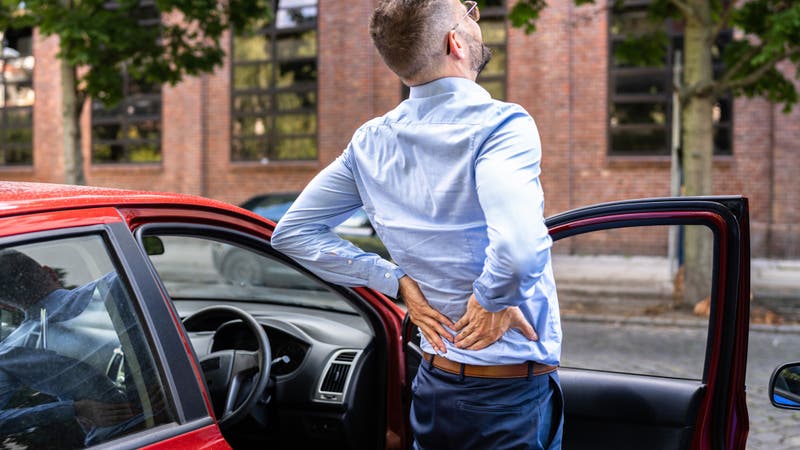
[182,305,272,429]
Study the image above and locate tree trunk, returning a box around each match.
[680,0,715,305]
[61,60,84,185]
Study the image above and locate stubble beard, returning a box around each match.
[469,38,492,77]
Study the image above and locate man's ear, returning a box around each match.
[447,30,466,59]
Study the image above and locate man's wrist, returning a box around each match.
[369,265,405,297]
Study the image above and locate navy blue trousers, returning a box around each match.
[410,361,563,450]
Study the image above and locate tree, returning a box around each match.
[0,0,271,185]
[508,0,800,304]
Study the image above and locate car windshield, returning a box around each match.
[146,235,357,314]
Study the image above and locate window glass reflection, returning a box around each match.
[232,0,318,162]
[0,27,34,166]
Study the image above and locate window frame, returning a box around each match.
[607,1,733,157]
[90,68,163,165]
[476,1,508,101]
[90,2,163,165]
[230,0,319,163]
[0,27,35,166]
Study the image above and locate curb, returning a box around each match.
[562,313,800,334]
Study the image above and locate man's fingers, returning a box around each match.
[430,321,455,343]
[419,327,447,353]
[420,316,454,348]
[429,309,455,329]
[514,322,538,341]
[452,316,467,332]
[455,329,481,349]
[510,308,538,341]
[462,336,491,351]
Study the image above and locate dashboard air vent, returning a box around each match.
[335,351,357,363]
[321,363,350,393]
[315,349,362,404]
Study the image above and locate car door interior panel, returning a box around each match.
[560,369,704,450]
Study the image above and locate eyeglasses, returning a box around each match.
[446,1,480,55]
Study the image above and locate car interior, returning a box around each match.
[141,229,390,449]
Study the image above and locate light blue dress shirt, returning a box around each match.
[272,77,561,366]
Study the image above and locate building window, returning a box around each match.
[477,0,507,100]
[91,73,162,164]
[0,28,34,166]
[91,4,162,164]
[231,0,318,162]
[609,1,732,157]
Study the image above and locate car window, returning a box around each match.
[554,224,714,380]
[145,235,358,313]
[241,193,391,260]
[0,235,175,448]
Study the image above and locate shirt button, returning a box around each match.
[384,273,391,279]
[347,260,353,265]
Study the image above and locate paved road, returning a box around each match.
[561,318,800,450]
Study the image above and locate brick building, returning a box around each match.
[1,0,798,258]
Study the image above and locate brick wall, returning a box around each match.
[8,0,800,257]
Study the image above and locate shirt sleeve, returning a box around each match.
[472,110,552,312]
[271,148,405,297]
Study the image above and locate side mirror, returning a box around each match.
[142,236,165,256]
[770,362,800,409]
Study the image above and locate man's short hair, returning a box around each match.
[369,0,455,81]
[0,250,57,310]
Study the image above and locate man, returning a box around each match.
[0,250,138,445]
[272,0,562,448]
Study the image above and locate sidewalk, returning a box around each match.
[552,254,800,324]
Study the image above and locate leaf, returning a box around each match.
[614,31,670,68]
[508,0,547,35]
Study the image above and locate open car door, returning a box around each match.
[404,196,750,450]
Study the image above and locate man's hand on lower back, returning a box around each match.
[453,295,538,351]
[399,276,454,353]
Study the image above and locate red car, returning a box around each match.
[0,182,752,450]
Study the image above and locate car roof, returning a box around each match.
[0,181,248,218]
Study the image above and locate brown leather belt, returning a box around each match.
[423,352,557,379]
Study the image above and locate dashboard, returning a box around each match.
[177,300,382,449]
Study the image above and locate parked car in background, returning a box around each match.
[0,182,762,449]
[242,192,384,247]
[212,193,390,285]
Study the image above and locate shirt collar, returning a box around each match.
[409,77,490,100]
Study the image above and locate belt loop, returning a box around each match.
[428,354,435,370]
[527,361,534,380]
[459,362,465,381]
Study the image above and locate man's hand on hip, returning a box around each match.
[453,295,538,350]
[399,276,454,353]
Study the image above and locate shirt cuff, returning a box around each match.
[472,280,505,313]
[368,264,405,297]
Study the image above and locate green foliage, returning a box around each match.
[740,65,798,113]
[614,32,669,68]
[507,0,547,34]
[724,0,800,111]
[0,0,272,107]
[508,0,800,112]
